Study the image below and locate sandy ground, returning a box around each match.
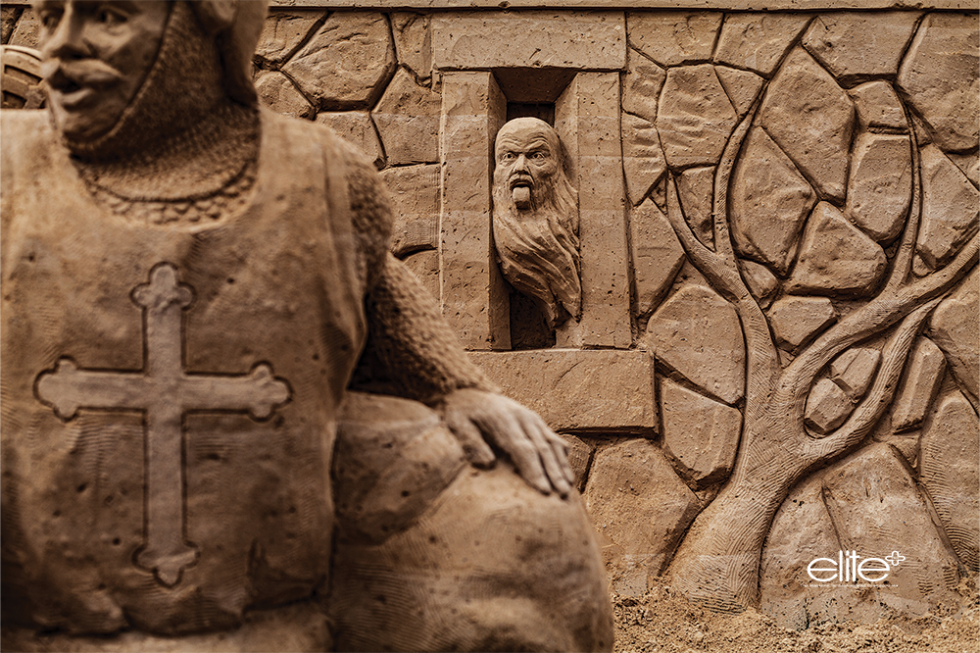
[612,575,979,653]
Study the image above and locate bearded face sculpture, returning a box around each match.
[492,118,581,330]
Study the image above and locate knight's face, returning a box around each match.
[494,120,561,210]
[35,0,170,141]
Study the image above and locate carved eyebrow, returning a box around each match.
[496,137,553,152]
[495,138,522,149]
[35,0,64,10]
[523,138,552,149]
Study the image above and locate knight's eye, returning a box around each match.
[501,152,516,161]
[96,6,126,26]
[531,152,547,160]
[39,9,63,30]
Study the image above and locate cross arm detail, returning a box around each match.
[36,358,152,420]
[179,364,290,419]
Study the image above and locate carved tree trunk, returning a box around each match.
[668,298,940,610]
[660,110,980,611]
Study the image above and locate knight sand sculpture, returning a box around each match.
[7,1,976,648]
[0,1,613,650]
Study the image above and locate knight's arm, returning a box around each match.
[362,254,501,401]
[343,145,573,496]
[341,147,495,402]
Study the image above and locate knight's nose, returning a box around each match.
[41,9,89,62]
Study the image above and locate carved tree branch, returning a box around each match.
[801,300,938,463]
[712,98,762,261]
[664,105,782,411]
[781,230,979,405]
[665,173,727,283]
[665,93,979,612]
[712,99,782,402]
[902,233,979,304]
[884,123,922,294]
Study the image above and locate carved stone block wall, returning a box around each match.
[5,0,976,630]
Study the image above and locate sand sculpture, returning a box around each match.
[0,1,612,650]
[237,2,975,630]
[2,0,978,646]
[493,117,582,333]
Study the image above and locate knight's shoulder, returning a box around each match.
[1,110,54,155]
[0,109,55,177]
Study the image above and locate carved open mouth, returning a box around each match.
[509,177,533,191]
[510,181,533,209]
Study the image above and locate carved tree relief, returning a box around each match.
[623,11,978,616]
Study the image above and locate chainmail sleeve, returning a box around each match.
[343,146,497,404]
[358,253,498,404]
[342,141,392,294]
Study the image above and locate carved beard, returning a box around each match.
[493,172,581,329]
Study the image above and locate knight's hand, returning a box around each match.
[441,388,574,497]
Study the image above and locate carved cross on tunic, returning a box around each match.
[36,263,291,587]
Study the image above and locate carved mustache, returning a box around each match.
[42,59,123,92]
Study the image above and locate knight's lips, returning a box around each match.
[510,178,533,190]
[50,85,99,110]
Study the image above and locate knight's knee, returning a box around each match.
[334,391,467,544]
[330,462,613,652]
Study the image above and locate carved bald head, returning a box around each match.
[493,118,581,329]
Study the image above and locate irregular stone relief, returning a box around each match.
[625,10,979,623]
[235,3,980,626]
[2,2,977,643]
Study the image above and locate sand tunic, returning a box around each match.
[1,109,366,634]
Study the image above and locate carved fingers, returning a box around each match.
[487,406,555,496]
[441,388,573,498]
[443,407,496,468]
[519,408,575,495]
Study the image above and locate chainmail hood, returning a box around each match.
[62,1,269,217]
[62,0,267,161]
[190,0,268,107]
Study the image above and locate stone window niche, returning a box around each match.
[497,67,576,125]
[496,69,572,350]
[438,65,630,353]
[506,102,555,125]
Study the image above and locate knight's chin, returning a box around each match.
[51,103,116,144]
